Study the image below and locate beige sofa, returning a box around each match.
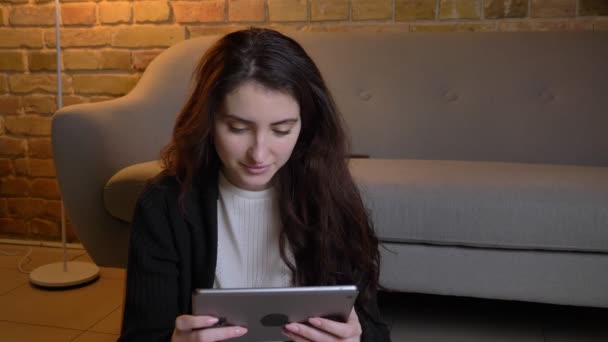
[52,31,608,308]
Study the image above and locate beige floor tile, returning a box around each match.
[0,321,82,342]
[0,244,85,271]
[89,306,123,335]
[74,254,126,280]
[0,268,29,295]
[0,278,124,330]
[71,331,119,342]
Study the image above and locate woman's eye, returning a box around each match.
[228,126,247,133]
[273,130,290,136]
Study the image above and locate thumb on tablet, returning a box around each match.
[175,315,219,331]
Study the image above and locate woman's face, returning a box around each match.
[214,81,301,191]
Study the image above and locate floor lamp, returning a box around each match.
[29,0,100,287]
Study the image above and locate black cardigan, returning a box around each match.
[118,170,391,341]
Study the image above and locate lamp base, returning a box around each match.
[29,261,100,288]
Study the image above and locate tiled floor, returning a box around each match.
[0,244,123,342]
[1,243,607,342]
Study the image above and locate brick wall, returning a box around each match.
[1,0,607,242]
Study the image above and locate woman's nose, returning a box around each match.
[247,134,268,163]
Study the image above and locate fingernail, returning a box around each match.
[234,327,246,335]
[309,318,321,327]
[207,318,219,324]
[286,324,299,333]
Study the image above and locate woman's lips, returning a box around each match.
[242,163,270,175]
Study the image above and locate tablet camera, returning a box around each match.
[260,313,289,327]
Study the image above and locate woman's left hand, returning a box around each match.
[282,308,361,342]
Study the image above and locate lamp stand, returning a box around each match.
[29,0,100,288]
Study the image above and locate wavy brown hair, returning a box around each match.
[162,28,381,310]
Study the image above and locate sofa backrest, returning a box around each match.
[130,31,608,167]
[306,32,608,166]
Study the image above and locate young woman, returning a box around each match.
[119,28,391,342]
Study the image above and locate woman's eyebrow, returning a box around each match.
[224,114,299,125]
[224,114,254,124]
[270,118,299,125]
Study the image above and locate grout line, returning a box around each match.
[0,281,29,296]
[69,330,88,342]
[0,238,85,250]
[0,319,86,332]
[84,303,123,334]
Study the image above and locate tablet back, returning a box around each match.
[192,285,358,341]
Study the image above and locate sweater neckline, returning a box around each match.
[218,171,275,199]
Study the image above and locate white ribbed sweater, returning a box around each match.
[214,173,292,289]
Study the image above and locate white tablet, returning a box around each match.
[192,285,358,341]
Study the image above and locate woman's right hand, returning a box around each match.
[171,315,248,341]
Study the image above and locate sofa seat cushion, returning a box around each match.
[351,159,608,254]
[105,159,608,254]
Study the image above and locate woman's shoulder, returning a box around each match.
[136,170,181,207]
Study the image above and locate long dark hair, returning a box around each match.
[162,28,381,309]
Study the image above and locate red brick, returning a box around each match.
[580,0,608,16]
[28,138,53,158]
[99,2,131,24]
[0,218,27,234]
[134,1,171,23]
[45,27,112,48]
[0,95,21,115]
[0,136,26,156]
[28,51,59,72]
[0,177,29,196]
[9,5,55,26]
[0,28,44,48]
[61,3,97,26]
[21,95,57,114]
[173,1,225,23]
[439,0,481,20]
[30,218,59,237]
[352,0,392,20]
[268,0,308,21]
[395,0,436,21]
[112,26,184,48]
[229,0,265,22]
[4,115,52,136]
[30,178,60,199]
[9,74,72,94]
[13,158,28,175]
[6,197,30,217]
[29,198,47,218]
[0,199,7,217]
[42,199,62,220]
[484,0,528,19]
[530,0,576,18]
[29,158,56,177]
[0,51,25,71]
[0,75,8,93]
[0,159,14,176]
